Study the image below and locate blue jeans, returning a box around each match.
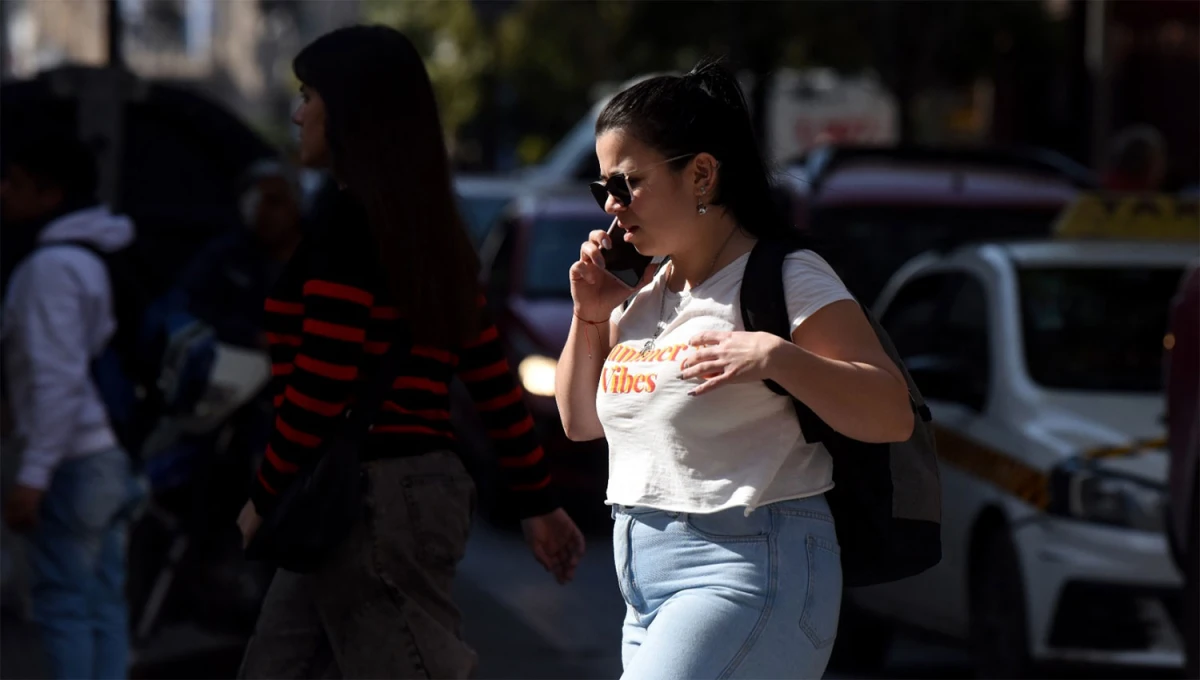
[613,496,843,680]
[27,448,141,680]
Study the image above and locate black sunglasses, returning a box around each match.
[589,154,695,210]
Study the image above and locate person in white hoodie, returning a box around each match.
[1,136,141,680]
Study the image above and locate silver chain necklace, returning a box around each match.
[640,228,738,355]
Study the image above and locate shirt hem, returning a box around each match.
[604,481,835,517]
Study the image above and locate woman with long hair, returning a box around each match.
[236,25,585,678]
[555,60,914,678]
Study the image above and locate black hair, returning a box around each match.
[595,58,794,240]
[293,25,480,346]
[3,135,99,206]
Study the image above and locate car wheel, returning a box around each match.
[970,530,1033,678]
[829,596,892,673]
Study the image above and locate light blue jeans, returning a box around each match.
[613,495,842,680]
[26,448,141,680]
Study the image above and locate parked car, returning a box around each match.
[449,73,671,251]
[451,186,615,528]
[1164,259,1199,679]
[849,219,1196,676]
[776,144,1098,306]
[455,173,529,246]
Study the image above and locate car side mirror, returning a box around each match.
[905,354,987,412]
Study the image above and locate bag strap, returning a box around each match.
[307,233,403,448]
[739,237,833,444]
[739,238,933,445]
[340,331,404,445]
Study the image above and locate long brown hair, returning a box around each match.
[294,25,480,346]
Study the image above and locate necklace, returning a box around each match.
[640,228,739,355]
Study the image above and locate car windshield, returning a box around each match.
[524,214,613,298]
[811,206,1059,304]
[1018,266,1185,392]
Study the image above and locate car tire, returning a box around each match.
[829,596,892,673]
[970,530,1034,679]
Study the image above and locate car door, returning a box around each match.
[910,270,997,634]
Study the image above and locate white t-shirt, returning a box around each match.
[596,249,855,514]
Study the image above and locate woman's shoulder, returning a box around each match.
[781,248,843,284]
[779,247,856,327]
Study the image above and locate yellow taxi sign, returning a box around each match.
[1053,193,1199,241]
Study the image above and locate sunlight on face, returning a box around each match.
[595,130,696,258]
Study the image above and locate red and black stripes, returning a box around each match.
[251,239,556,519]
[458,323,549,494]
[256,277,373,502]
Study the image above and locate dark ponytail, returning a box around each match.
[595,58,794,240]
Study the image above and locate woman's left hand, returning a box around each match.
[521,508,586,584]
[238,500,264,549]
[681,330,787,396]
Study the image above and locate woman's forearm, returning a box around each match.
[554,318,609,441]
[766,340,914,444]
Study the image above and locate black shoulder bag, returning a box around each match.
[740,237,942,587]
[244,341,401,574]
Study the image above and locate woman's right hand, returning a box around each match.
[569,230,658,322]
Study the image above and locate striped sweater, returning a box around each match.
[249,206,556,519]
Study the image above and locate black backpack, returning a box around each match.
[740,237,942,587]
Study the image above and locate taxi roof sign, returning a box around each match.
[1053,193,1199,242]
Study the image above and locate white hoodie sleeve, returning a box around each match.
[10,254,94,490]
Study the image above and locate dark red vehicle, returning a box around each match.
[1165,261,1199,678]
[777,144,1098,304]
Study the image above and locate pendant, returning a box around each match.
[641,338,656,355]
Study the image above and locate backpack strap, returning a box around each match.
[739,237,833,445]
[740,238,933,445]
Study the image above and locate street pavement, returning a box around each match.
[1,517,971,680]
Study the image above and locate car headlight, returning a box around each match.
[1048,460,1165,532]
[518,355,557,397]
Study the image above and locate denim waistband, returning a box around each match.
[610,494,832,522]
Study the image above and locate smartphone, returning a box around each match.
[602,218,655,287]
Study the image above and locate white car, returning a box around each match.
[846,238,1195,676]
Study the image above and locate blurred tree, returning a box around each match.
[495,0,633,163]
[863,0,1059,142]
[365,0,1060,168]
[364,0,489,147]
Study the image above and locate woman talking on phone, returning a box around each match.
[235,25,585,679]
[555,59,914,679]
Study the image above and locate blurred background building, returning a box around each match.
[1,0,360,146]
[2,0,1196,185]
